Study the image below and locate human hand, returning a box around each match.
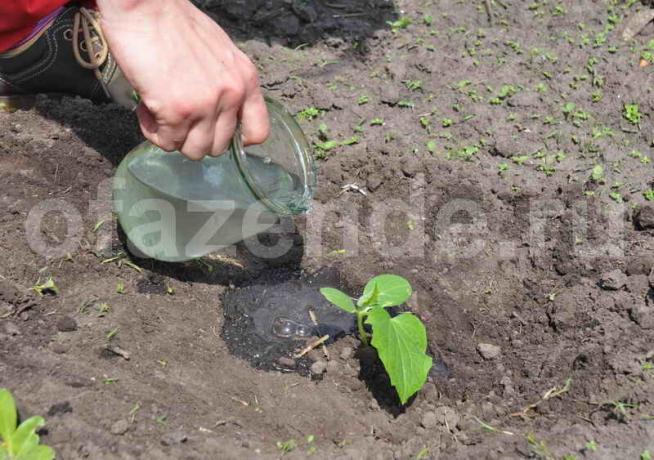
[97,0,270,160]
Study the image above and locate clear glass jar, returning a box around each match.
[113,98,316,262]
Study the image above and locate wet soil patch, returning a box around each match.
[221,272,355,375]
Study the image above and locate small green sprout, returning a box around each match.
[276,439,297,455]
[370,118,385,126]
[341,136,360,146]
[314,140,339,152]
[387,17,412,32]
[642,450,652,460]
[641,39,654,62]
[623,103,642,125]
[97,302,111,317]
[320,275,432,404]
[609,192,623,203]
[92,219,106,233]
[512,155,530,165]
[442,118,453,127]
[644,189,654,201]
[106,328,119,341]
[31,277,59,297]
[489,84,518,105]
[404,80,423,91]
[447,145,479,161]
[415,447,430,460]
[552,4,566,16]
[591,164,605,183]
[585,440,598,451]
[535,82,548,93]
[0,388,55,460]
[318,123,329,139]
[538,164,556,177]
[357,95,369,105]
[562,102,576,118]
[116,281,125,294]
[297,107,323,121]
[397,100,415,108]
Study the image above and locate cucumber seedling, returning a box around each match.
[320,275,432,404]
[0,388,55,460]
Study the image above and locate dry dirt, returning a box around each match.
[1,0,654,459]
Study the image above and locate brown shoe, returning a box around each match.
[0,4,135,112]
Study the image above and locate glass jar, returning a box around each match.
[113,98,316,262]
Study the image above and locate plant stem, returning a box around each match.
[356,311,369,346]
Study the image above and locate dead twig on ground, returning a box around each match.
[294,335,330,358]
[510,377,572,418]
[308,309,330,359]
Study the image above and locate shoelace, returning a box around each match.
[71,7,110,97]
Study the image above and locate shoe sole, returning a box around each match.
[0,95,36,113]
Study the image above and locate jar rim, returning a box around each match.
[231,98,316,216]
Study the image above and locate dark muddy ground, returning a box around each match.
[1,0,654,458]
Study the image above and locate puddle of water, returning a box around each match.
[221,275,355,375]
[221,272,451,397]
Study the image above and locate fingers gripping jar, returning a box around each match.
[113,99,316,262]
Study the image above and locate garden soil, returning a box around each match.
[1,0,654,458]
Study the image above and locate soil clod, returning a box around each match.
[56,316,78,332]
[477,343,501,360]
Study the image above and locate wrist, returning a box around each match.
[96,0,164,17]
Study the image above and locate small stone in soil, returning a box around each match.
[626,255,654,276]
[50,342,69,354]
[367,174,383,192]
[630,305,654,329]
[47,401,73,416]
[421,411,438,429]
[4,322,20,336]
[599,269,627,291]
[634,204,654,230]
[56,316,78,332]
[310,360,327,375]
[340,347,353,360]
[326,360,338,373]
[277,357,296,369]
[110,419,130,436]
[477,343,501,360]
[161,431,188,446]
[433,406,460,429]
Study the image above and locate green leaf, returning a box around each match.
[13,416,45,456]
[0,446,9,460]
[591,164,604,182]
[366,309,432,404]
[15,444,55,460]
[360,275,412,308]
[0,389,17,448]
[319,288,355,313]
[357,279,379,307]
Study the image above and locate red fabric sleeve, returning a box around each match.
[0,0,71,52]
